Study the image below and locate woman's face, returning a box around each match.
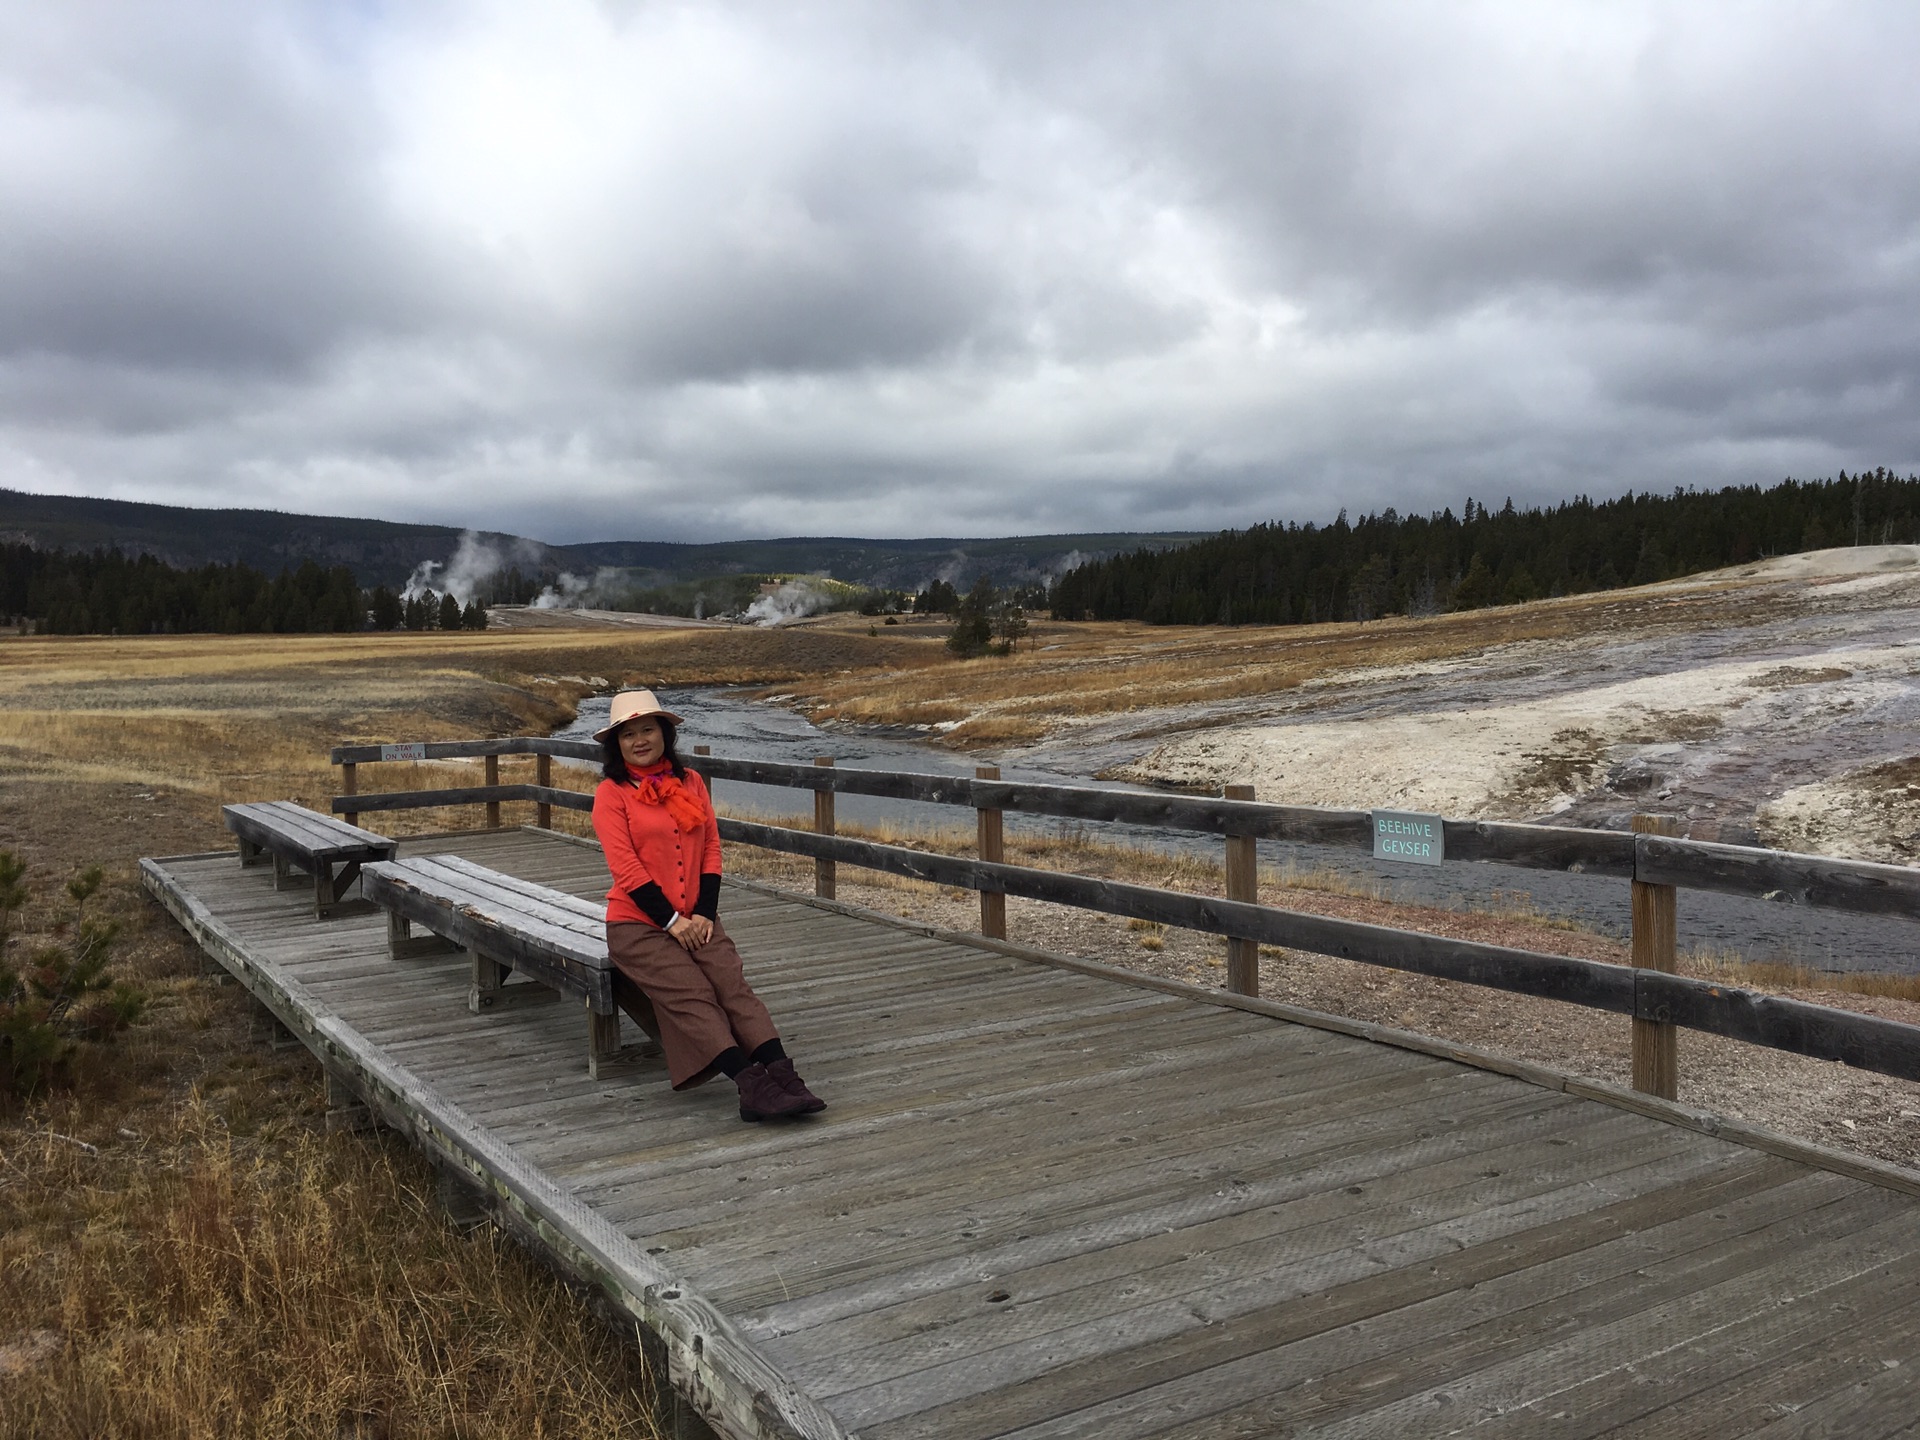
[618,716,665,770]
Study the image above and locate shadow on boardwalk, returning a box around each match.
[146,827,1920,1440]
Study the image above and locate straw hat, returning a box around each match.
[591,688,686,742]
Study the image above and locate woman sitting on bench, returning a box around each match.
[591,689,826,1122]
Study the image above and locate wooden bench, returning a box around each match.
[224,801,397,918]
[360,854,660,1079]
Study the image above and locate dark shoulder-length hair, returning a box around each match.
[600,716,687,783]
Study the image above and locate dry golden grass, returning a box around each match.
[780,578,1812,747]
[1681,946,1920,1004]
[0,623,938,821]
[0,836,662,1435]
[0,1100,658,1439]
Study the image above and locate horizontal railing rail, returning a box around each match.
[324,733,1920,1099]
[326,737,1920,918]
[722,818,1920,1085]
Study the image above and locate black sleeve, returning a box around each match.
[694,872,721,920]
[627,882,676,928]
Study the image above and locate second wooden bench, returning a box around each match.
[361,853,659,1079]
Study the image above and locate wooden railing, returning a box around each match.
[328,735,1920,1097]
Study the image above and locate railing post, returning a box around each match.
[1225,783,1258,995]
[341,760,358,829]
[813,756,836,900]
[1632,812,1681,1099]
[976,765,1006,940]
[484,753,501,829]
[534,751,552,829]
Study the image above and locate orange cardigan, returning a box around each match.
[592,770,722,927]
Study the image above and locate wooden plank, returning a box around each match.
[974,781,1373,850]
[580,1033,1464,1222]
[765,1103,1666,1369]
[814,756,837,900]
[1278,1210,1920,1439]
[1632,812,1681,1100]
[332,783,536,816]
[687,1082,1561,1316]
[822,1141,1746,1432]
[524,783,593,814]
[976,765,1006,941]
[559,1031,1443,1228]
[1669,1307,1920,1439]
[547,1015,1331,1197]
[1638,831,1920,921]
[972,782,1639,878]
[365,860,606,953]
[1598,1293,1920,1438]
[1636,970,1920,1081]
[858,1157,1806,1440]
[701,756,975,805]
[1002,1164,1865,1440]
[721,818,1639,1012]
[224,807,395,869]
[229,800,394,853]
[804,1139,1756,1428]
[1223,783,1256,995]
[330,736,600,764]
[403,854,607,931]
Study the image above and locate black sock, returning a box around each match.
[711,1046,749,1079]
[750,1038,786,1066]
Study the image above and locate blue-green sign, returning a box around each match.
[1372,809,1444,865]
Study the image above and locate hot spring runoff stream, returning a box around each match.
[559,687,1920,976]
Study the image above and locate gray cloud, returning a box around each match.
[1,0,1916,543]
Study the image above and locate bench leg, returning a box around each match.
[586,1004,627,1079]
[237,837,262,867]
[387,914,459,960]
[272,852,291,891]
[468,948,510,1013]
[313,862,333,917]
[587,989,661,1080]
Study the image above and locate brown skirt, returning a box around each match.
[604,920,780,1089]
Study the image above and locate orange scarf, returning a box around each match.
[630,763,706,833]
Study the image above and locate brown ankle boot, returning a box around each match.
[767,1056,826,1113]
[735,1062,808,1121]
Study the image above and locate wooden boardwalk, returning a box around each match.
[146,827,1920,1439]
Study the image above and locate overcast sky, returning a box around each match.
[2,1,1916,543]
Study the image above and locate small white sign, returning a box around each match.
[1372,808,1444,865]
[380,742,428,762]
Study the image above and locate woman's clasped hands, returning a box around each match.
[668,913,713,951]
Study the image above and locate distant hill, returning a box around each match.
[0,489,1198,591]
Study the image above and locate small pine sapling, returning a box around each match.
[0,853,148,1100]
